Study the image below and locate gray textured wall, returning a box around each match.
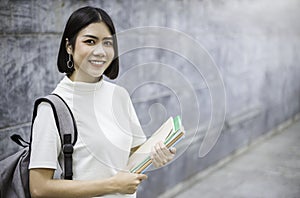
[1,0,300,197]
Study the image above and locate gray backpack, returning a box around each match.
[0,94,78,198]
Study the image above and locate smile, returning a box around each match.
[89,60,106,65]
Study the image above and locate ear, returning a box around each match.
[65,38,73,55]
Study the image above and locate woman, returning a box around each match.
[29,6,176,198]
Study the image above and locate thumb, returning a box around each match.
[137,173,148,180]
[169,147,176,154]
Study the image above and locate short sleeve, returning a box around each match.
[29,102,61,170]
[128,97,147,148]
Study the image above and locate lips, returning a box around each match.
[89,60,106,65]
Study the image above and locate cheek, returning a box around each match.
[74,47,91,62]
[107,48,115,58]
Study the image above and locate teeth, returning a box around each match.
[90,60,105,65]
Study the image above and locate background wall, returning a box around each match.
[1,0,300,197]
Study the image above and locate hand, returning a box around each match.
[151,141,176,168]
[112,171,147,194]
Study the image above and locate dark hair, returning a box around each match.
[57,6,119,79]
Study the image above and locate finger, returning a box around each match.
[151,157,160,168]
[132,186,138,193]
[166,149,176,162]
[151,144,160,162]
[159,142,176,157]
[156,142,172,165]
[136,173,148,181]
[154,149,166,166]
[155,142,168,161]
[169,147,176,154]
[158,141,171,156]
[155,143,176,165]
[151,145,163,167]
[159,142,176,160]
[151,147,159,168]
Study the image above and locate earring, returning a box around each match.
[67,54,73,69]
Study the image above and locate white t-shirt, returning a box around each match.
[29,76,146,198]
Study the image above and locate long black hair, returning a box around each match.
[57,6,119,79]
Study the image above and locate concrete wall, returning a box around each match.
[1,0,300,197]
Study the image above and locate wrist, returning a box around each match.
[107,176,121,194]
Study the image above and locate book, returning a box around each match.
[127,116,185,174]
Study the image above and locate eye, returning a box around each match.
[84,39,96,45]
[103,40,113,47]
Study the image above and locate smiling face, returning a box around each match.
[67,22,115,83]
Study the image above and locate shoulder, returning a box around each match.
[32,101,59,140]
[36,102,54,116]
[33,101,57,128]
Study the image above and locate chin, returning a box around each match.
[89,70,105,77]
[92,72,105,79]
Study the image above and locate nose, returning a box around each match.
[93,44,106,57]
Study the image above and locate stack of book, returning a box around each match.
[128,116,185,173]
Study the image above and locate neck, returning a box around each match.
[69,71,101,83]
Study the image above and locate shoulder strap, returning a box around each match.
[31,93,78,180]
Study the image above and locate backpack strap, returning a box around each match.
[31,94,78,180]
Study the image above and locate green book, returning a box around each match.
[128,116,185,173]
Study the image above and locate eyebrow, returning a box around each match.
[82,35,113,40]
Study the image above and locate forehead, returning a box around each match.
[78,22,112,38]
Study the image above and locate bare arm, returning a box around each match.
[29,168,147,198]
